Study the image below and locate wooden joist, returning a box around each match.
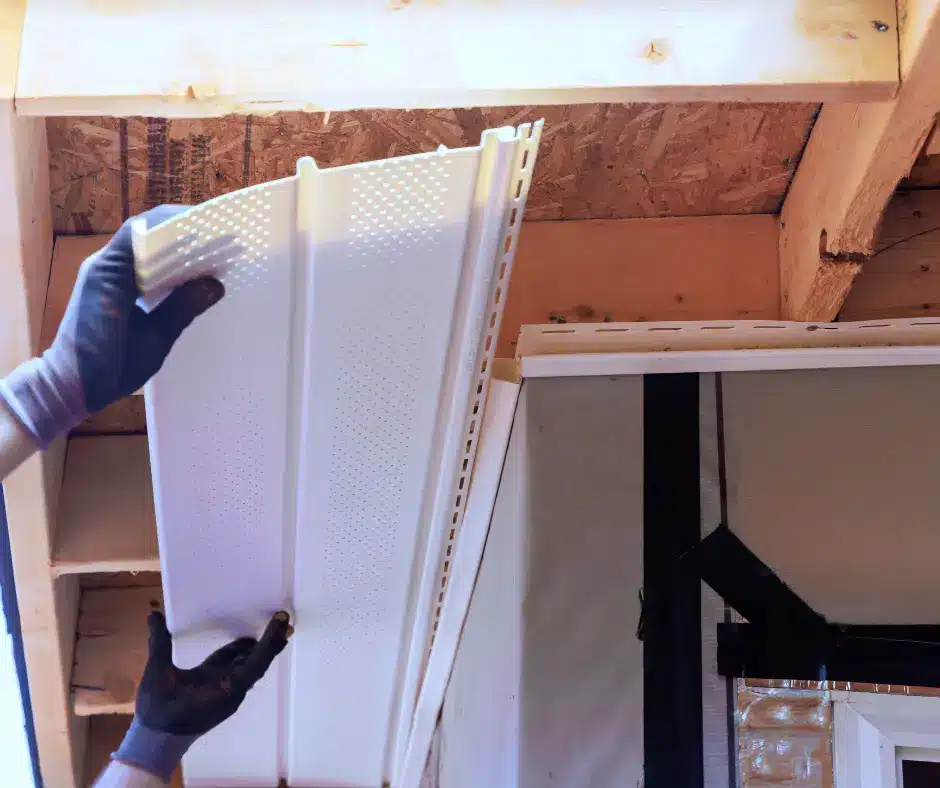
[500,215,780,356]
[779,0,940,321]
[72,586,162,716]
[1,3,85,785]
[840,189,940,321]
[53,436,158,576]
[16,1,898,117]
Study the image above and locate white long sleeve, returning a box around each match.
[93,761,167,787]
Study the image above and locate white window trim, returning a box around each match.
[833,691,940,788]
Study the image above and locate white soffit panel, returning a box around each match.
[138,122,542,786]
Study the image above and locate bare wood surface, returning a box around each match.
[72,586,163,716]
[839,189,940,320]
[779,0,940,321]
[1,3,82,782]
[53,436,158,576]
[17,1,897,116]
[501,215,780,356]
[47,104,817,232]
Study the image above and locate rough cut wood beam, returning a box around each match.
[840,189,940,321]
[0,2,84,786]
[16,1,898,117]
[779,0,940,321]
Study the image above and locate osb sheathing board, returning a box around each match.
[47,102,818,234]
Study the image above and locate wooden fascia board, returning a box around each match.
[779,0,940,321]
[15,1,899,117]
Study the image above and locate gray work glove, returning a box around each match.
[0,206,223,448]
[113,611,292,781]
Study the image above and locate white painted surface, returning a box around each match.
[723,367,940,624]
[141,126,540,787]
[442,377,644,788]
[520,345,940,379]
[440,389,527,788]
[400,380,519,788]
[0,582,34,788]
[833,693,940,788]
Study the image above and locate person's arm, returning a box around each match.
[95,611,292,786]
[0,205,223,482]
[93,761,165,788]
[0,398,37,479]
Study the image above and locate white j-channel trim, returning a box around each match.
[832,692,940,788]
[389,121,541,781]
[516,319,940,378]
[398,379,520,788]
[520,345,940,378]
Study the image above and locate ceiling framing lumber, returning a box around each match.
[500,215,779,356]
[840,189,940,321]
[0,2,84,786]
[778,0,940,322]
[52,437,158,577]
[72,586,161,717]
[15,1,898,117]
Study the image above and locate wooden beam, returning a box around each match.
[1,2,86,785]
[500,215,780,356]
[52,437,158,576]
[779,0,940,321]
[840,189,940,321]
[926,116,940,156]
[72,586,162,716]
[17,1,898,117]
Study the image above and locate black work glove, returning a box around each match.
[113,610,292,781]
[0,206,224,448]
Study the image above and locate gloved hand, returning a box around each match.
[0,206,224,449]
[114,610,292,781]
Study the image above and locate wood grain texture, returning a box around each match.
[47,104,818,233]
[839,190,940,320]
[500,215,780,356]
[72,586,163,716]
[1,21,80,778]
[53,436,158,576]
[16,1,896,116]
[779,0,940,321]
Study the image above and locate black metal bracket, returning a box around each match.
[690,523,940,687]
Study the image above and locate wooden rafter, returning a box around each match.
[779,0,940,321]
[0,2,82,786]
[16,1,898,117]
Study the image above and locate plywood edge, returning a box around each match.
[16,1,898,117]
[52,436,158,576]
[72,586,162,716]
